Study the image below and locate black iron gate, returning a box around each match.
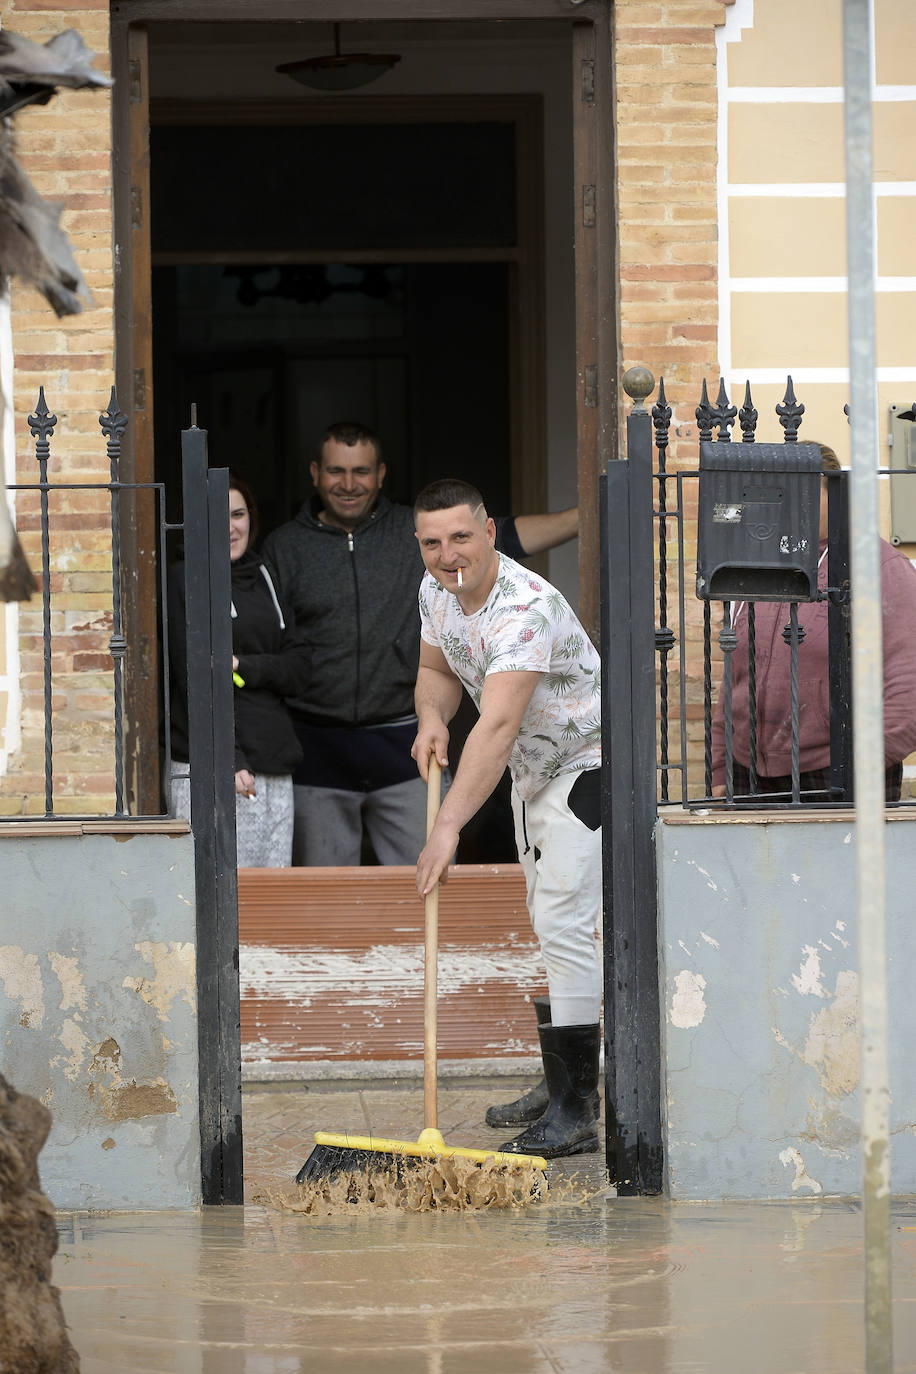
[178,417,244,1206]
[599,367,916,1196]
[600,369,662,1195]
[7,392,243,1205]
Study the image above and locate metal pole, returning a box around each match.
[842,2,892,1368]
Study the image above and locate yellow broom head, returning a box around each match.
[311,1127,547,1171]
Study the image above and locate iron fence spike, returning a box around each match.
[28,387,57,444]
[712,376,737,441]
[739,380,758,442]
[652,376,672,457]
[776,374,805,441]
[696,377,714,443]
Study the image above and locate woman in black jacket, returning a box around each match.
[168,473,309,866]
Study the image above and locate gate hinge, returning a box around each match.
[130,186,143,230]
[133,368,146,412]
[581,58,595,104]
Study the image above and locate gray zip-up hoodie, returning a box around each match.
[261,494,423,727]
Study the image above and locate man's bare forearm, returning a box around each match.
[415,662,463,728]
[434,716,515,835]
[514,507,579,555]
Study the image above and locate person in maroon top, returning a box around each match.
[711,444,916,803]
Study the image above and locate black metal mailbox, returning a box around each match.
[696,441,822,602]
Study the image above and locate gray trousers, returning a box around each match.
[171,770,294,868]
[292,775,429,866]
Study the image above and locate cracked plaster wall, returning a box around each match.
[0,832,200,1209]
[657,816,916,1200]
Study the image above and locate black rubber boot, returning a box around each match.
[498,1022,601,1160]
[484,996,552,1127]
[485,998,600,1128]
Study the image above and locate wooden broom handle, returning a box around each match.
[423,756,442,1130]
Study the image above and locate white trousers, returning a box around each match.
[511,771,603,1027]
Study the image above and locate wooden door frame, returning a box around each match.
[111,23,156,814]
[572,10,616,642]
[111,0,617,778]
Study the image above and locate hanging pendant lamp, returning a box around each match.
[276,24,400,92]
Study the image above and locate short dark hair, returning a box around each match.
[228,470,259,546]
[318,421,382,466]
[414,478,486,520]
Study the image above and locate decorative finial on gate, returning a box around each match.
[739,381,758,443]
[776,375,805,441]
[28,386,57,458]
[99,387,128,444]
[652,376,672,453]
[696,378,714,442]
[712,377,737,441]
[623,365,655,412]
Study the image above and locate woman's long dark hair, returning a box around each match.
[227,470,260,548]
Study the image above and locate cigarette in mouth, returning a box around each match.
[457,568,463,589]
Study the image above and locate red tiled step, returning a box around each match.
[238,865,544,1064]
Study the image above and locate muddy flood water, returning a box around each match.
[53,1082,916,1373]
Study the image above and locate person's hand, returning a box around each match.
[411,725,449,782]
[236,769,256,798]
[416,821,459,897]
[232,655,239,671]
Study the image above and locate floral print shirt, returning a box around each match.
[418,553,601,800]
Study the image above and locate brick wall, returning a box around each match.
[2,2,116,814]
[614,0,727,790]
[0,0,738,811]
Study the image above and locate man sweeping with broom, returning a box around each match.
[411,478,603,1161]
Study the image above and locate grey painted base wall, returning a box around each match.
[657,813,916,1200]
[0,831,200,1210]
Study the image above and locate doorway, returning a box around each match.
[109,1,616,1200]
[111,7,614,813]
[153,259,513,524]
[148,99,545,527]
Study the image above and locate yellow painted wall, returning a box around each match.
[722,0,916,472]
[727,0,844,86]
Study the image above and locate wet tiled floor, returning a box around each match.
[241,1075,608,1197]
[54,1078,916,1373]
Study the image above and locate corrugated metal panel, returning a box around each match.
[238,864,545,1064]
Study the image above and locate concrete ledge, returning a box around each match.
[0,819,191,837]
[659,805,916,825]
[242,1057,542,1084]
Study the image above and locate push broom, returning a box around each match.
[295,756,548,1190]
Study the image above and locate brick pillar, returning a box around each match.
[2,3,116,814]
[613,0,728,791]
